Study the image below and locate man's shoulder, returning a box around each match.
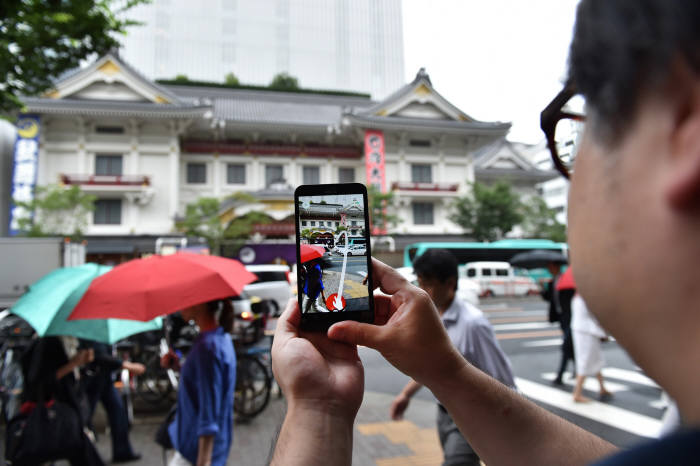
[592,429,700,466]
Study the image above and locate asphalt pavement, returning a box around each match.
[32,296,668,466]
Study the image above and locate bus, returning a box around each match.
[403,239,568,282]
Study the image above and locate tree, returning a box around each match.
[176,192,270,255]
[0,0,146,113]
[451,181,523,242]
[269,72,299,91]
[224,72,239,85]
[520,196,567,243]
[13,184,96,240]
[367,184,400,234]
[173,74,189,83]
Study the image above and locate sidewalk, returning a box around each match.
[92,391,443,466]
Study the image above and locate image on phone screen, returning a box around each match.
[297,193,369,313]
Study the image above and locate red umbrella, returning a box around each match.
[68,253,257,322]
[300,244,325,263]
[556,267,576,291]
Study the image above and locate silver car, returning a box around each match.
[244,264,292,316]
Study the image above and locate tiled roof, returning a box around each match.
[164,84,374,127]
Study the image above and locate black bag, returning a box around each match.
[155,405,177,450]
[5,400,85,465]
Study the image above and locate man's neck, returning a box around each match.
[437,294,456,316]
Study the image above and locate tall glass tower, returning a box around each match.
[118,0,405,99]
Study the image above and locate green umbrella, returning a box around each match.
[10,263,162,344]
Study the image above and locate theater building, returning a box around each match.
[9,52,544,262]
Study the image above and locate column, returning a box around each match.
[213,155,222,197]
[129,119,140,175]
[169,120,180,220]
[251,156,261,189]
[437,134,446,184]
[77,117,86,173]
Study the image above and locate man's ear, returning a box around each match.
[664,74,700,210]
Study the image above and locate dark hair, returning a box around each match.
[206,299,234,334]
[569,0,700,144]
[412,249,458,291]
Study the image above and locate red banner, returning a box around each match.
[364,130,385,193]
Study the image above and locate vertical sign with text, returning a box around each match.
[9,115,40,235]
[364,130,386,235]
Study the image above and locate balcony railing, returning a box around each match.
[61,174,151,186]
[391,181,459,192]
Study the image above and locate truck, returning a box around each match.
[0,237,86,309]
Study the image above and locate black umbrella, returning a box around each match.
[509,250,568,269]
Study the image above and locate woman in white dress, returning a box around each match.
[570,294,612,402]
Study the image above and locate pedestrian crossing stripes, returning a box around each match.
[515,377,663,438]
[541,372,629,393]
[522,338,563,348]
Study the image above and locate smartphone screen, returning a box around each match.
[295,183,373,330]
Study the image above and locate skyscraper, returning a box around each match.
[118,0,405,99]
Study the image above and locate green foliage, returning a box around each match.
[0,0,147,113]
[451,181,523,242]
[13,184,96,240]
[176,192,269,255]
[269,72,299,91]
[224,72,239,85]
[174,74,189,83]
[155,78,370,98]
[520,196,568,243]
[367,184,400,233]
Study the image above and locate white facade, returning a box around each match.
[18,54,515,255]
[118,0,405,99]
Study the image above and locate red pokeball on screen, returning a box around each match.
[326,294,346,311]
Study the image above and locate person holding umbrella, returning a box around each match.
[300,244,328,313]
[162,298,237,466]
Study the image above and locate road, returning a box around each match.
[360,296,666,449]
[73,296,667,465]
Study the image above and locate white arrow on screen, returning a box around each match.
[334,230,349,310]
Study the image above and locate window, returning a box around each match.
[482,269,493,277]
[467,268,476,278]
[496,269,509,276]
[412,202,434,225]
[302,221,307,226]
[303,166,320,185]
[351,220,357,226]
[227,164,246,184]
[310,221,316,226]
[95,155,122,176]
[95,126,124,134]
[409,139,431,147]
[187,163,206,184]
[338,167,355,183]
[411,164,432,183]
[265,164,284,186]
[94,199,121,225]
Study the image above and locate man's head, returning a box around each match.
[564,0,700,402]
[412,249,458,312]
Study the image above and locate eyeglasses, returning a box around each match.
[540,81,586,179]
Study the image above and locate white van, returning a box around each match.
[460,262,539,297]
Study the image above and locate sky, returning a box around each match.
[402,0,580,143]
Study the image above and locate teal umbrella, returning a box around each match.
[10,263,162,344]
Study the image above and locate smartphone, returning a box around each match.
[294,183,374,331]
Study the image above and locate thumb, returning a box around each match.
[328,320,383,348]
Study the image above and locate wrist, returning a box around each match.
[287,400,357,429]
[420,348,469,393]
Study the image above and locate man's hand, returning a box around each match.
[390,393,410,420]
[123,361,146,376]
[272,299,363,418]
[327,259,465,387]
[270,299,363,466]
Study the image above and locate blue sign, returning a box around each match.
[8,115,40,235]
